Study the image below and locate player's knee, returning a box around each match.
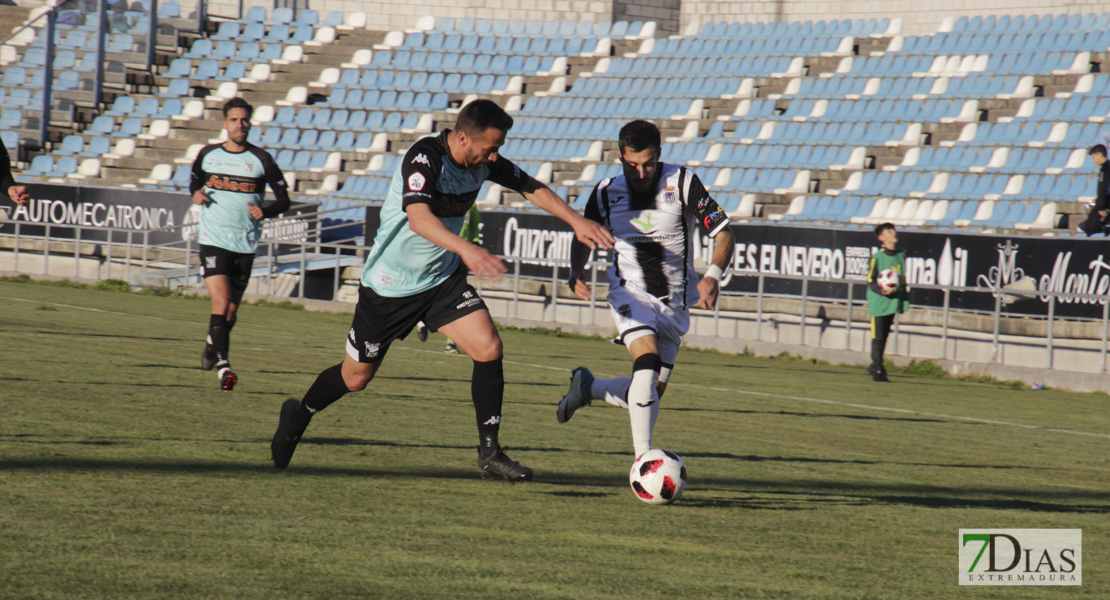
[470,335,503,362]
[342,363,376,391]
[344,371,372,392]
[632,352,662,373]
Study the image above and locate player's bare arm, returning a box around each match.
[407,202,506,281]
[696,228,735,311]
[520,179,613,251]
[567,237,594,301]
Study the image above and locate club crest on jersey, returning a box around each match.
[408,172,426,192]
[664,187,677,206]
[364,341,380,359]
[412,153,431,167]
[618,303,631,323]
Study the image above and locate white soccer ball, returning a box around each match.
[877,268,900,292]
[629,449,687,505]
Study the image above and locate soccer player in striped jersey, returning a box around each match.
[557,120,735,459]
[190,98,290,391]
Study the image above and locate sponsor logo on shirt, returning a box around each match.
[206,174,259,194]
[630,211,658,233]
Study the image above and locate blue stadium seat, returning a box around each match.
[105,95,136,117]
[23,155,55,177]
[79,137,112,158]
[165,58,192,78]
[159,78,190,98]
[45,156,79,178]
[210,21,240,41]
[112,117,143,138]
[56,135,85,156]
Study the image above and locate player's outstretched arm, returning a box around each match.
[407,203,506,281]
[521,181,613,251]
[696,228,735,311]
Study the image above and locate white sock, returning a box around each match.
[590,377,631,409]
[627,368,660,458]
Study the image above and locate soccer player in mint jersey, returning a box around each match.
[191,98,290,391]
[866,223,909,382]
[557,120,734,459]
[271,100,613,480]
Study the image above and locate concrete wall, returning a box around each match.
[206,0,625,33]
[679,0,1106,36]
[16,0,1106,36]
[197,0,1104,36]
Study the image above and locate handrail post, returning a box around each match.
[1102,298,1109,374]
[106,229,114,280]
[1046,294,1056,369]
[991,288,1002,363]
[40,9,56,146]
[43,224,50,275]
[297,238,306,299]
[94,1,108,108]
[74,225,81,279]
[756,273,764,341]
[146,0,159,72]
[941,287,950,360]
[512,257,520,319]
[799,276,808,346]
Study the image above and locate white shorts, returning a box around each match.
[608,284,689,365]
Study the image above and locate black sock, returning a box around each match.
[472,358,504,457]
[209,314,229,362]
[298,363,348,426]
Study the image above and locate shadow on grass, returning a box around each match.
[2,456,1105,513]
[28,331,188,342]
[668,406,955,425]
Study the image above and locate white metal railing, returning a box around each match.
[4,218,1110,372]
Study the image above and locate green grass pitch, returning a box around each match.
[1,280,1107,599]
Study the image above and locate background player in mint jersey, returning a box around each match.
[271,100,614,480]
[556,120,735,459]
[866,223,909,382]
[190,97,290,391]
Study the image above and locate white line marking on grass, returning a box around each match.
[6,295,1101,439]
[409,349,1110,441]
[672,384,1110,440]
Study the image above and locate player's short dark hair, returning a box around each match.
[456,99,513,135]
[222,97,253,118]
[874,223,896,237]
[1090,144,1107,157]
[618,120,661,154]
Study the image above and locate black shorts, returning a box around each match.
[345,265,487,363]
[199,244,254,290]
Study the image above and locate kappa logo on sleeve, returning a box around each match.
[408,172,426,192]
[412,153,431,167]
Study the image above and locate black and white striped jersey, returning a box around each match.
[583,163,730,307]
